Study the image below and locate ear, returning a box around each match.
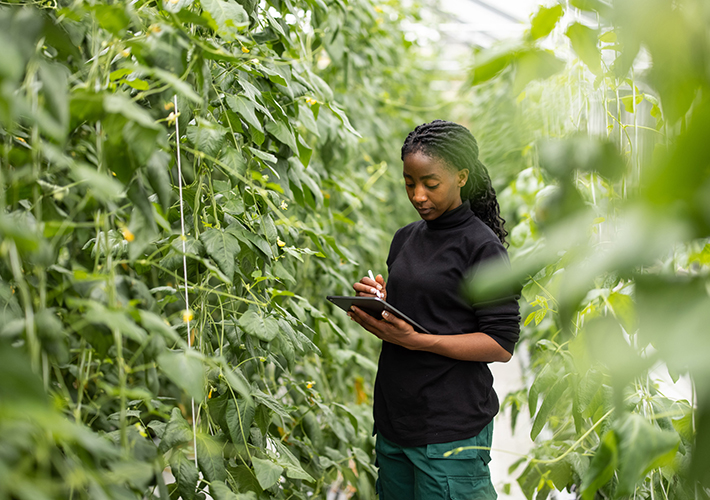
[457,169,469,187]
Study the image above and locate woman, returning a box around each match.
[348,120,520,500]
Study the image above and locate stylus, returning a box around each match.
[367,270,382,299]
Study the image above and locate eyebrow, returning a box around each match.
[403,173,441,180]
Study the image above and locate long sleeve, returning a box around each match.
[467,242,521,354]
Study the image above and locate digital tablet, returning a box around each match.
[326,296,431,334]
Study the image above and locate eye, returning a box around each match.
[405,183,415,188]
[426,183,440,189]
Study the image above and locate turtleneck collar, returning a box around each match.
[424,200,473,230]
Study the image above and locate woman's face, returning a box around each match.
[403,151,469,221]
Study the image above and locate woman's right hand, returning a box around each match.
[353,274,387,300]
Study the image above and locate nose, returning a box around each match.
[413,185,427,204]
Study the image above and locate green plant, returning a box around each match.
[463,1,710,498]
[0,0,443,498]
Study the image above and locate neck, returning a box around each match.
[425,200,472,230]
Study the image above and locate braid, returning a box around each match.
[401,120,508,245]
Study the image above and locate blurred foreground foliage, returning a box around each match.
[0,0,439,498]
[463,1,710,499]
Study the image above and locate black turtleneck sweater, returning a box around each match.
[374,201,521,447]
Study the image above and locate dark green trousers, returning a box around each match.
[375,422,497,500]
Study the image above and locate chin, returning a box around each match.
[417,209,439,220]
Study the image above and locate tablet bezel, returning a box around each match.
[326,296,431,334]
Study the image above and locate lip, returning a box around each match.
[416,207,434,215]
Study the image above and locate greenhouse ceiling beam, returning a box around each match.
[429,5,502,46]
[463,0,522,24]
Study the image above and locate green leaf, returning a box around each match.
[72,165,124,201]
[146,150,172,211]
[232,226,274,259]
[621,93,644,114]
[581,430,617,500]
[614,414,680,495]
[469,43,517,86]
[265,120,299,154]
[200,227,240,278]
[38,61,69,137]
[297,135,312,167]
[251,457,282,490]
[530,5,563,40]
[139,310,180,344]
[599,30,617,43]
[201,0,249,39]
[187,119,227,158]
[248,146,277,165]
[157,351,206,400]
[566,23,601,75]
[513,49,566,95]
[531,375,569,440]
[569,0,612,17]
[227,95,263,132]
[226,398,255,445]
[607,291,635,331]
[210,482,239,500]
[160,408,193,453]
[136,65,202,104]
[327,103,361,138]
[89,3,130,36]
[169,451,198,500]
[196,433,227,483]
[298,103,320,137]
[272,440,314,481]
[103,93,159,130]
[238,309,279,342]
[162,0,194,14]
[85,304,147,343]
[220,148,247,178]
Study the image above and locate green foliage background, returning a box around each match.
[2,0,710,499]
[0,0,438,498]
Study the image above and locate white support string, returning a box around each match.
[174,95,199,468]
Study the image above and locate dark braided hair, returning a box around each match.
[401,120,508,245]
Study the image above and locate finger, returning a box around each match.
[353,283,380,296]
[376,274,386,290]
[381,310,409,330]
[351,306,382,327]
[349,308,384,338]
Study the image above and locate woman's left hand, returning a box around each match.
[348,306,423,350]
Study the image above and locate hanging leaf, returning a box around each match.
[530,5,563,40]
[614,414,680,495]
[169,451,199,500]
[146,150,172,211]
[200,227,241,278]
[201,0,249,40]
[469,43,517,86]
[226,398,255,445]
[265,120,299,154]
[581,430,618,500]
[227,95,264,132]
[513,49,566,95]
[220,148,247,178]
[196,433,227,483]
[71,165,124,201]
[157,351,206,400]
[326,103,361,138]
[531,374,570,440]
[162,0,194,14]
[566,23,602,76]
[238,309,279,342]
[251,457,283,490]
[159,408,193,453]
[187,119,227,158]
